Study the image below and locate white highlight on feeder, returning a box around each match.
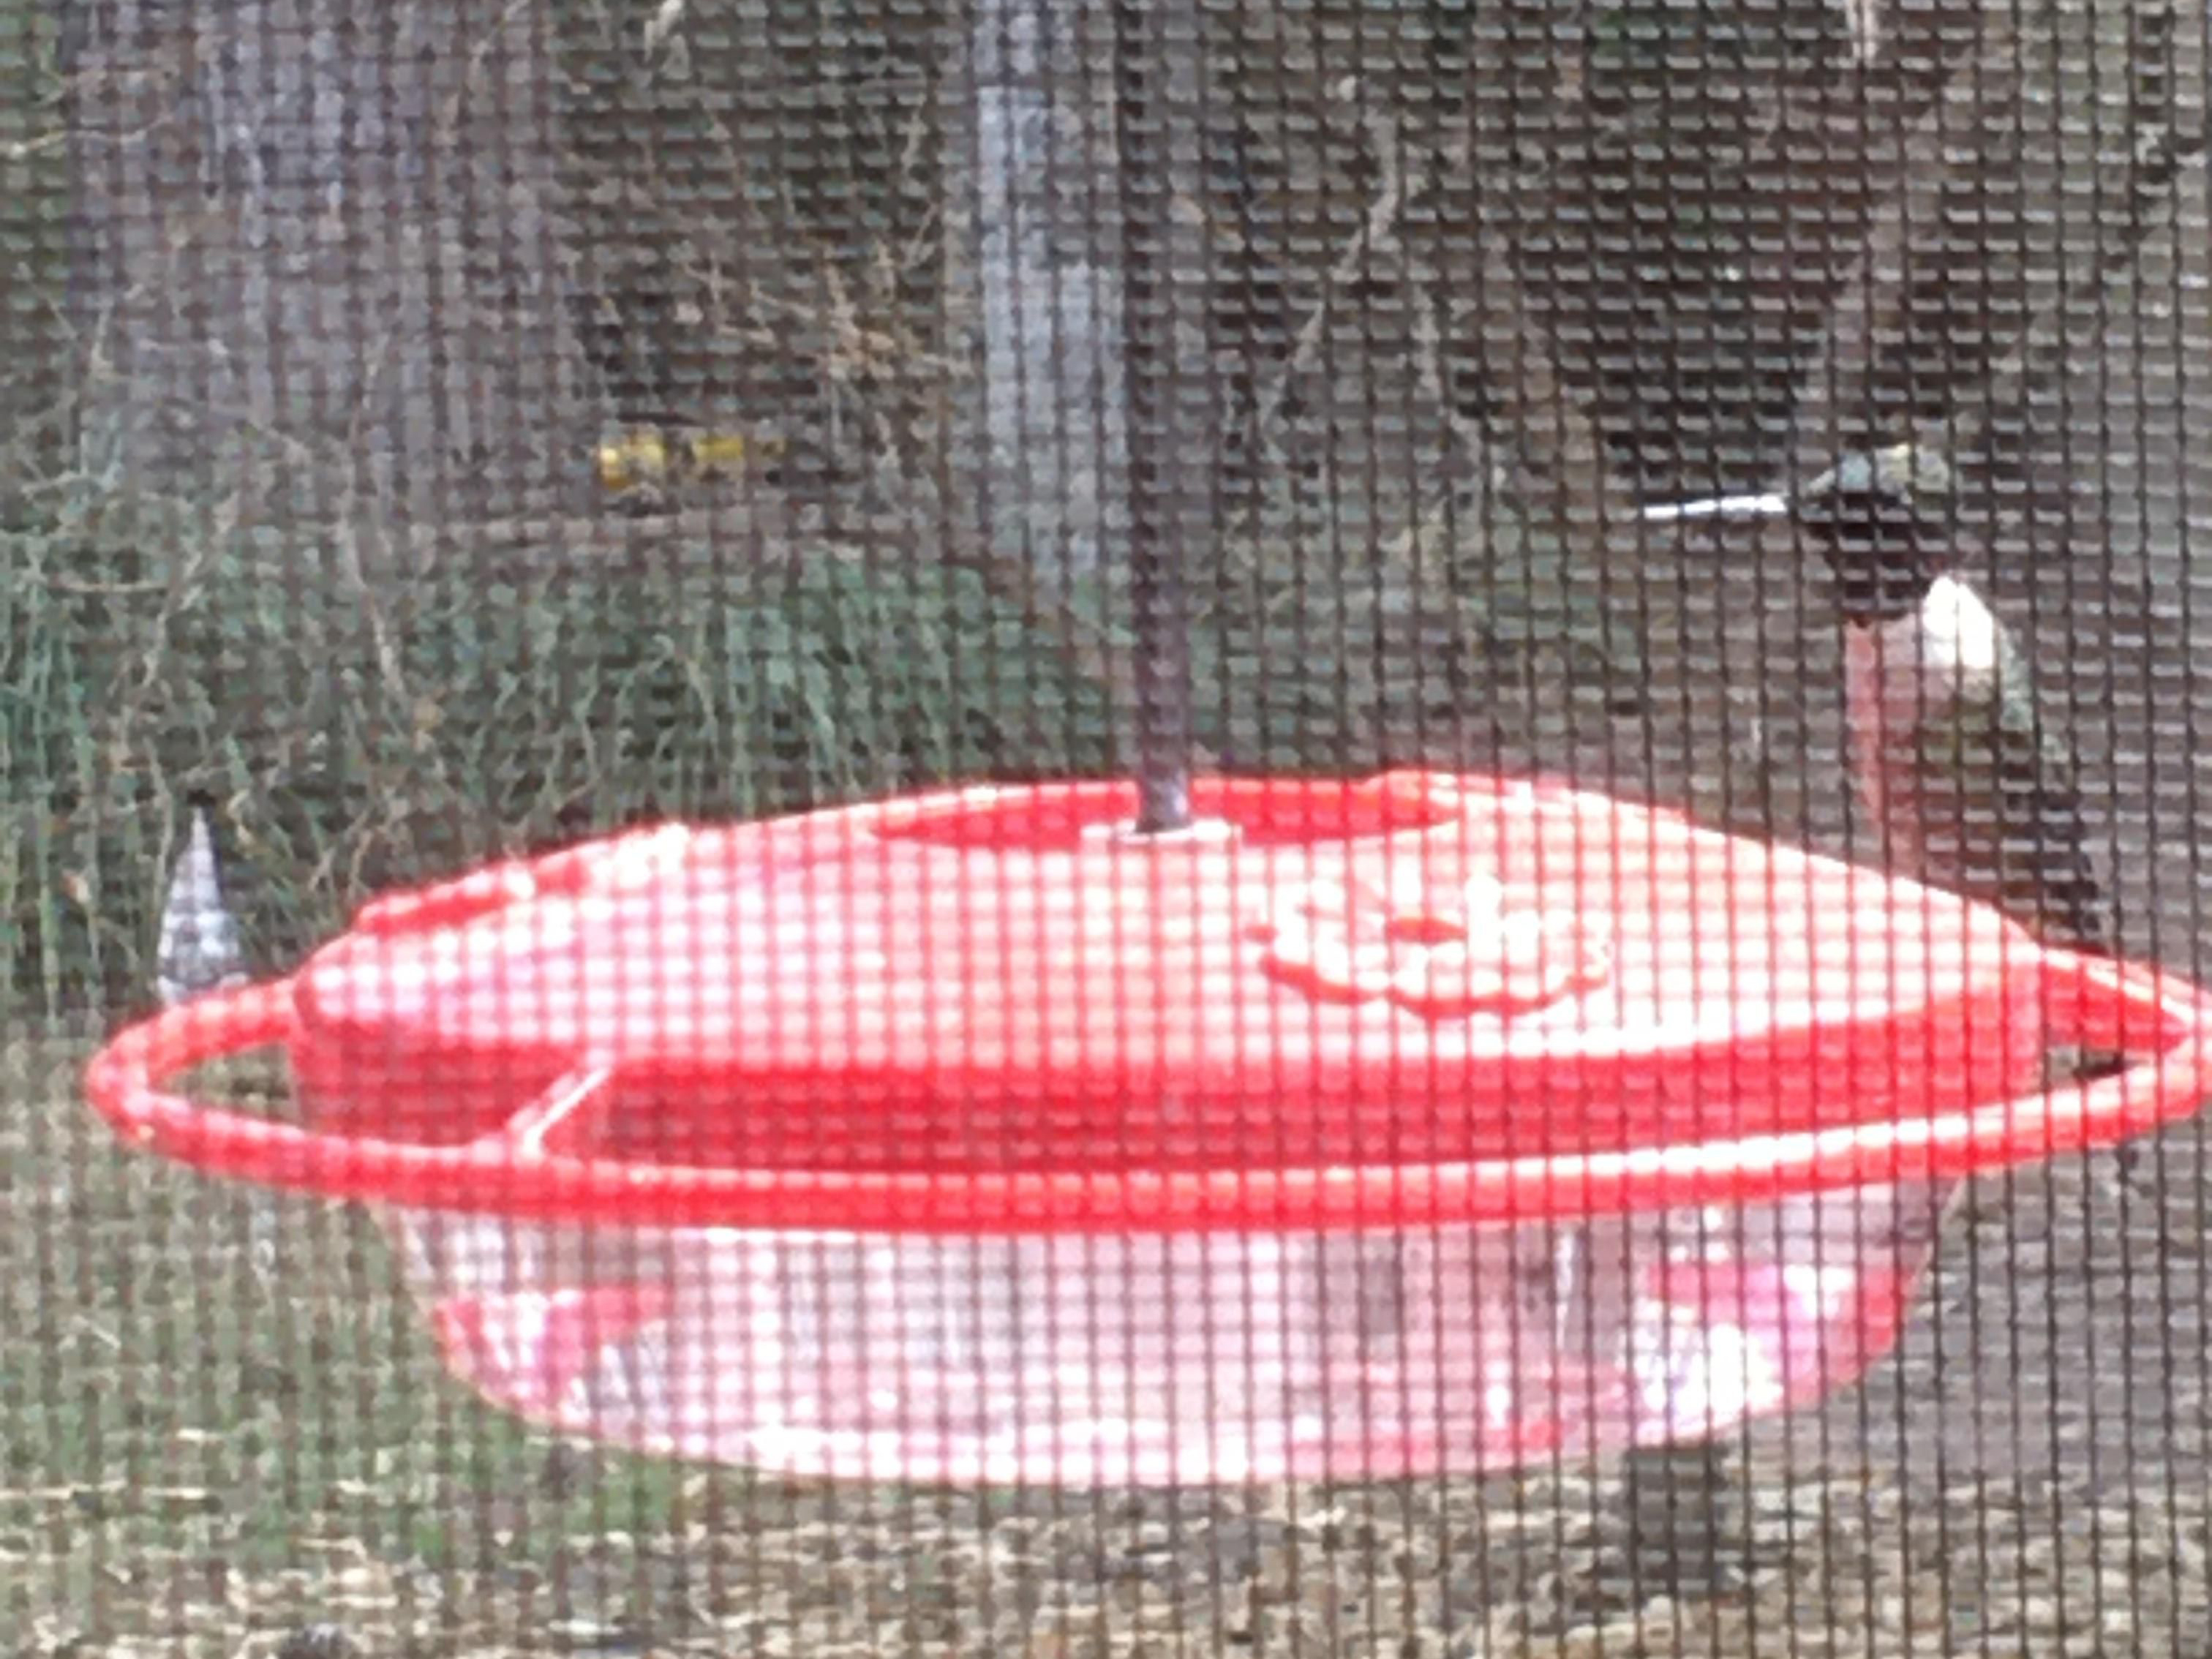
[1551,1228,1583,1348]
[1638,1310,1786,1437]
[156,808,247,1009]
[1780,1262,1858,1325]
[1637,493,1793,524]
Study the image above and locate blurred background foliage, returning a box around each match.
[6,0,2196,1023]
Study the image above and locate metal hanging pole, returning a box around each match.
[1114,0,1208,835]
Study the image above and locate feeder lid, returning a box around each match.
[89,770,2208,1231]
[292,772,2054,1157]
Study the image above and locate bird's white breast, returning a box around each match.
[1915,574,2004,675]
[1842,575,2009,816]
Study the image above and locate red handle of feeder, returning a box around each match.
[83,946,2212,1235]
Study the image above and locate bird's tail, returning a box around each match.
[2070,1047,2129,1082]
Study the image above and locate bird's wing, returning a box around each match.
[1886,640,2115,955]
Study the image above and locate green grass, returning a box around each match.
[1,459,1653,1030]
[0,494,1121,1023]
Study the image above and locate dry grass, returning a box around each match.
[14,1469,2208,1657]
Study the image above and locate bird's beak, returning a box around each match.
[1636,492,1794,524]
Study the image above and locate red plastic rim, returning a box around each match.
[82,944,2212,1235]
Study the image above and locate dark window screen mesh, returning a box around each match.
[7,0,2212,1652]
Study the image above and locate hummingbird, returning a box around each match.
[1788,444,2134,1158]
[1789,445,2114,955]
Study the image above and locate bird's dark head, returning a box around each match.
[1795,443,1956,622]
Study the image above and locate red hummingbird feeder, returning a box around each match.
[76,21,2212,1485]
[84,768,2212,1484]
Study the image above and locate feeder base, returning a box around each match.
[394,1181,1950,1486]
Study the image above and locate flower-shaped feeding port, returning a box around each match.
[1257,865,1614,1017]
